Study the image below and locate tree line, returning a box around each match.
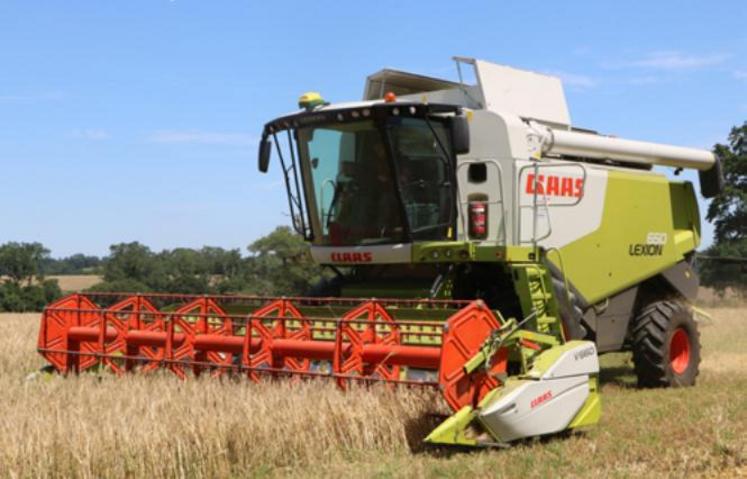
[42,254,103,275]
[698,122,746,295]
[0,242,62,311]
[0,226,325,312]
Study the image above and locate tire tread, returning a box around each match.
[631,299,701,387]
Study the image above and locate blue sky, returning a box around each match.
[0,1,744,257]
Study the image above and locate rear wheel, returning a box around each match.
[631,300,700,387]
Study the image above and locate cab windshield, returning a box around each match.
[296,117,453,246]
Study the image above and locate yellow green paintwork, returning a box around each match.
[551,171,700,304]
[412,171,700,306]
[412,241,475,262]
[511,263,564,339]
[424,405,479,447]
[568,377,601,429]
[424,385,509,446]
[412,242,539,264]
[476,245,537,263]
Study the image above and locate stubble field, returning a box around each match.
[47,275,102,293]
[0,306,745,478]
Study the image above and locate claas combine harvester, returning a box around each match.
[38,58,723,447]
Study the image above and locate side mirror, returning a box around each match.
[258,137,272,173]
[450,115,470,155]
[699,156,724,198]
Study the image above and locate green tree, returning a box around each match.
[200,246,243,278]
[0,242,50,286]
[200,246,247,294]
[92,243,251,294]
[102,242,166,290]
[700,122,747,295]
[160,248,211,294]
[0,280,62,312]
[0,242,62,311]
[42,253,102,275]
[84,231,321,296]
[246,226,325,295]
[87,277,151,294]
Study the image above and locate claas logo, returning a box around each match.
[330,252,373,263]
[525,174,584,198]
[530,390,553,409]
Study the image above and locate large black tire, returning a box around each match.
[631,300,701,388]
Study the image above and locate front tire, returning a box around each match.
[631,300,701,388]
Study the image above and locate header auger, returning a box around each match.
[38,57,720,447]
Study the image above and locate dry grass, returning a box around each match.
[48,275,102,293]
[1,307,745,478]
[697,287,745,308]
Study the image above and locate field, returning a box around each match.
[48,275,102,293]
[1,307,745,478]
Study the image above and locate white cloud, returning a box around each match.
[544,70,597,89]
[733,70,747,80]
[621,51,729,70]
[71,129,111,140]
[149,130,256,147]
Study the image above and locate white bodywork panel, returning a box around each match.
[472,60,571,127]
[479,375,590,442]
[516,160,609,248]
[530,342,600,380]
[310,243,411,264]
[457,158,508,244]
[454,110,528,244]
[478,342,599,442]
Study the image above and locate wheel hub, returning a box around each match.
[669,327,690,374]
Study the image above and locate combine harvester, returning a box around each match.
[38,58,723,447]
